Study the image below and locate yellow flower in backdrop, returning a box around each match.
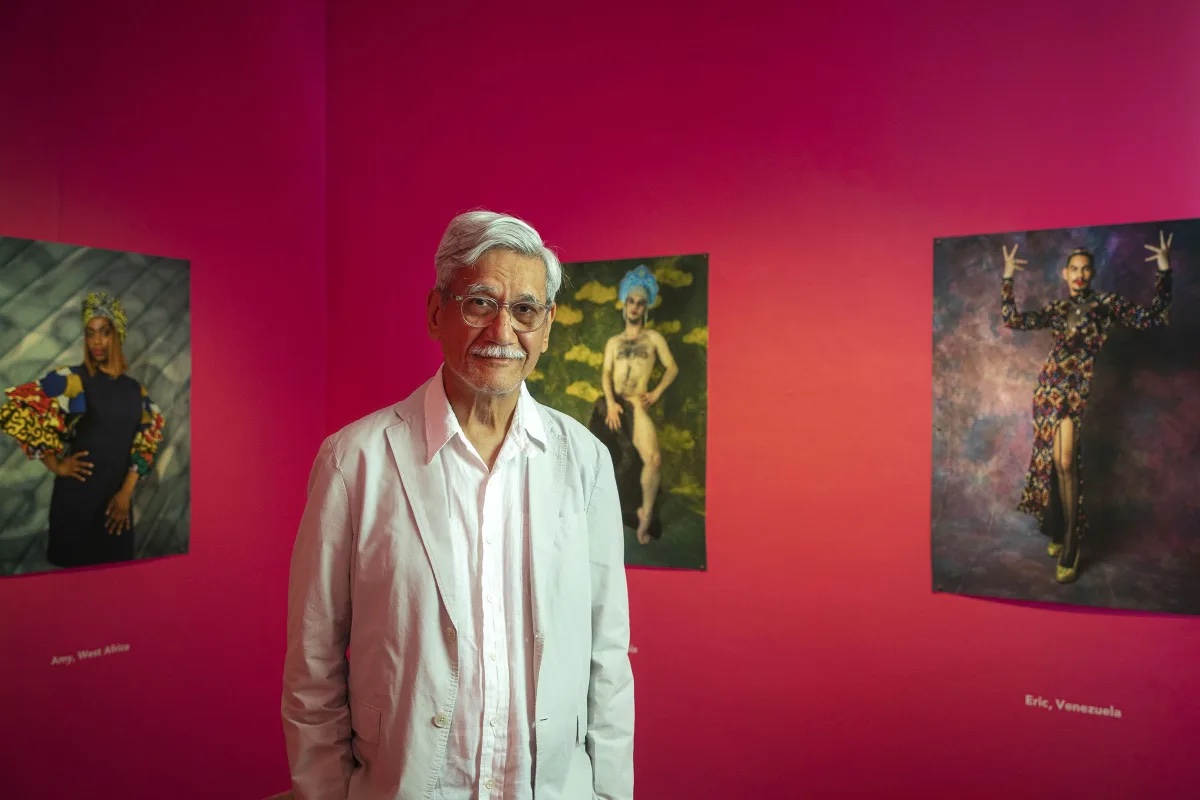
[565,381,603,404]
[654,262,693,289]
[553,305,584,326]
[564,344,604,368]
[683,326,708,348]
[658,424,695,454]
[647,319,681,334]
[575,281,617,305]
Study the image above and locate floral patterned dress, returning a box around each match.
[0,365,165,567]
[1001,270,1172,541]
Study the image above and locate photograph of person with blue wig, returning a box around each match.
[526,254,708,570]
[0,237,191,577]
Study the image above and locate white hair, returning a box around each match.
[434,210,563,302]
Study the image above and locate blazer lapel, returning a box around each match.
[528,420,567,641]
[385,415,463,634]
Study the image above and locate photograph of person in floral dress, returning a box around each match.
[0,236,191,578]
[932,218,1198,614]
[1000,232,1172,584]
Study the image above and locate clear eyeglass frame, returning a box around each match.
[452,294,552,332]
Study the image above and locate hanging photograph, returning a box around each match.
[528,254,708,570]
[0,236,190,577]
[932,218,1199,613]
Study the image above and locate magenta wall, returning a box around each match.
[4,0,1199,798]
[326,1,1200,798]
[0,1,324,798]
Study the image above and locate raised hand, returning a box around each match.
[1002,244,1028,279]
[1144,230,1173,272]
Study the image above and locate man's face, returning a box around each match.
[1062,254,1094,295]
[85,317,113,364]
[428,249,555,398]
[624,291,648,324]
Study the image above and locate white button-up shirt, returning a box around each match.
[425,368,545,800]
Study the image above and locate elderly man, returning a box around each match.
[282,211,635,800]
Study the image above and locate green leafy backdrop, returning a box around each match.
[528,254,708,570]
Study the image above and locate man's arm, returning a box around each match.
[645,331,678,404]
[1001,277,1055,331]
[585,443,635,799]
[1107,268,1172,330]
[282,439,355,800]
[601,337,618,407]
[601,337,626,431]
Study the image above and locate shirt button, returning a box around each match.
[490,653,498,662]
[490,717,499,727]
[485,778,496,790]
[433,714,449,728]
[445,627,455,639]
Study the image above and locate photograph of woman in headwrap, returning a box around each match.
[1,291,165,568]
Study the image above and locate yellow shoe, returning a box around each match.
[1056,548,1081,584]
[1048,541,1063,558]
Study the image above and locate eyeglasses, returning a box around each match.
[453,294,552,332]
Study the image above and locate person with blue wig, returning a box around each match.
[591,264,679,544]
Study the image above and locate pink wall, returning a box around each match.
[0,1,324,798]
[327,1,1200,798]
[4,0,1198,797]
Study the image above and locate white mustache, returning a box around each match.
[471,344,525,360]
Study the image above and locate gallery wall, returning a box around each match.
[0,1,325,798]
[3,1,1198,798]
[326,1,1200,797]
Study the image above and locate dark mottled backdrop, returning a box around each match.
[528,254,708,570]
[932,218,1200,614]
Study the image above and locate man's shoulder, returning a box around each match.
[534,399,602,454]
[322,381,427,460]
[645,327,668,343]
[329,403,399,441]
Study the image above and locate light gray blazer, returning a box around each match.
[281,377,635,799]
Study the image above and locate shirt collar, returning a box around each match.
[423,365,547,464]
[516,379,548,453]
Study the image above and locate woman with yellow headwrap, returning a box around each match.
[0,291,165,568]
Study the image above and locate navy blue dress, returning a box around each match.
[47,370,144,567]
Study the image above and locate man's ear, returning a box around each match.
[427,290,443,339]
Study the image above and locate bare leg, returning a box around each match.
[1047,431,1065,557]
[630,401,662,544]
[1052,418,1081,580]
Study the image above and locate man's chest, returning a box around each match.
[616,336,654,362]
